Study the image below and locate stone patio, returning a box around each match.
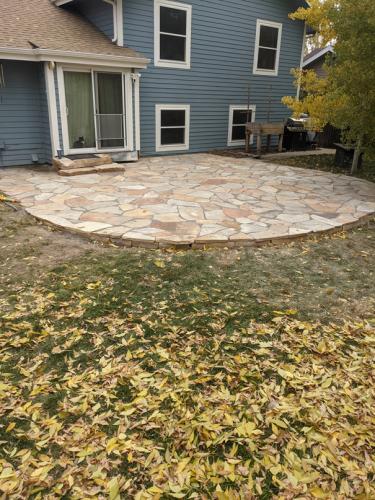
[1,153,375,248]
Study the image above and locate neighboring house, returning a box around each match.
[303,45,340,147]
[0,0,307,167]
[303,45,335,78]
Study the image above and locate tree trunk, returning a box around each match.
[351,137,362,175]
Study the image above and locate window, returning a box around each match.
[156,104,190,152]
[228,105,256,146]
[154,0,192,69]
[253,20,282,76]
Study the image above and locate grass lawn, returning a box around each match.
[0,200,374,498]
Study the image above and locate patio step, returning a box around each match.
[58,163,126,176]
[53,154,113,172]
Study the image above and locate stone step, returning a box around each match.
[58,163,126,176]
[53,154,113,171]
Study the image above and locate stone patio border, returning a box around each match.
[1,153,375,250]
[25,208,374,250]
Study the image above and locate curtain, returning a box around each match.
[64,72,95,149]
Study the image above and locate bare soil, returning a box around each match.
[0,201,102,291]
[1,199,374,323]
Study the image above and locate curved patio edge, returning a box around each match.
[26,208,375,250]
[2,154,375,250]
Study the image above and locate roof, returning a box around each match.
[303,45,334,68]
[0,0,148,66]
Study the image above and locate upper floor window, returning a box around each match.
[154,0,192,69]
[253,20,282,76]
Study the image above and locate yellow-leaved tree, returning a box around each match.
[283,0,375,173]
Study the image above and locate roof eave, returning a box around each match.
[303,45,334,68]
[51,0,74,5]
[0,47,150,68]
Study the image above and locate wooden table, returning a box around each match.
[246,122,285,157]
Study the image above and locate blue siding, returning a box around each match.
[0,61,51,167]
[124,0,305,155]
[72,0,114,39]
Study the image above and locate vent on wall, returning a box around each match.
[0,63,5,88]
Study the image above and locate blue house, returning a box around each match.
[0,0,307,168]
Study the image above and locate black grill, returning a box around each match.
[283,118,309,151]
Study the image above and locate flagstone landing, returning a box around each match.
[1,153,375,249]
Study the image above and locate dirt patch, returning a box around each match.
[1,199,375,323]
[0,201,103,290]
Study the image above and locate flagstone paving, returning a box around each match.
[1,153,375,248]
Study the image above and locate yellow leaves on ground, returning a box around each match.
[0,194,14,203]
[0,291,374,499]
[235,421,260,438]
[154,259,166,269]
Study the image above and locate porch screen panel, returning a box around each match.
[96,73,124,149]
[64,72,95,149]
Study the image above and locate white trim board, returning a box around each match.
[155,104,190,153]
[253,19,283,77]
[0,47,149,69]
[303,45,334,68]
[297,22,307,100]
[44,62,61,157]
[227,105,256,147]
[154,0,192,70]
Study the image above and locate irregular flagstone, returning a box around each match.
[178,206,205,221]
[0,153,374,248]
[75,221,112,232]
[123,208,153,219]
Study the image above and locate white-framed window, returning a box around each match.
[155,104,190,152]
[154,0,192,69]
[253,19,282,76]
[227,105,256,146]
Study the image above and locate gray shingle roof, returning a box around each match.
[0,0,147,62]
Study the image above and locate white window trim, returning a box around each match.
[154,0,192,70]
[155,104,190,152]
[227,105,256,147]
[253,19,282,77]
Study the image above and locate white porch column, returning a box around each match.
[44,62,61,158]
[133,71,141,153]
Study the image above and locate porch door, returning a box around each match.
[64,71,96,151]
[63,70,126,153]
[95,72,126,150]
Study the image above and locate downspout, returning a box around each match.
[297,22,307,101]
[102,0,123,46]
[103,0,118,43]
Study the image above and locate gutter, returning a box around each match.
[0,47,149,68]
